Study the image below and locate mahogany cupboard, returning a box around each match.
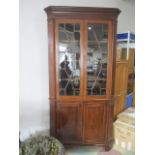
[44,6,120,150]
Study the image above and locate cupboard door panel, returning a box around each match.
[86,23,108,96]
[84,102,107,143]
[84,21,113,98]
[55,20,84,99]
[56,102,82,143]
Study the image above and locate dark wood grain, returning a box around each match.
[44,6,120,20]
[83,101,107,143]
[56,101,83,143]
[47,20,56,136]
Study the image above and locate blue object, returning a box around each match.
[130,33,135,41]
[126,93,133,108]
[117,32,135,41]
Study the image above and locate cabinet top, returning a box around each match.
[44,6,121,20]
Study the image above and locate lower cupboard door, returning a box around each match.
[56,102,82,143]
[84,102,108,143]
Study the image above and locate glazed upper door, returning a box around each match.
[84,20,113,99]
[55,20,112,100]
[55,20,84,100]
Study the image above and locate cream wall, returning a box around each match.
[19,0,135,140]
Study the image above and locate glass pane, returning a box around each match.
[87,24,108,96]
[58,23,81,96]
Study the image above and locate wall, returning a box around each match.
[19,0,135,140]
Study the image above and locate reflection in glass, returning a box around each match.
[87,24,108,95]
[58,23,81,96]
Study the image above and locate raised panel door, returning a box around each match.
[83,101,108,143]
[56,102,83,143]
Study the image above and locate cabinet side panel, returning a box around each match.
[105,20,118,150]
[47,20,56,136]
[111,20,117,97]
